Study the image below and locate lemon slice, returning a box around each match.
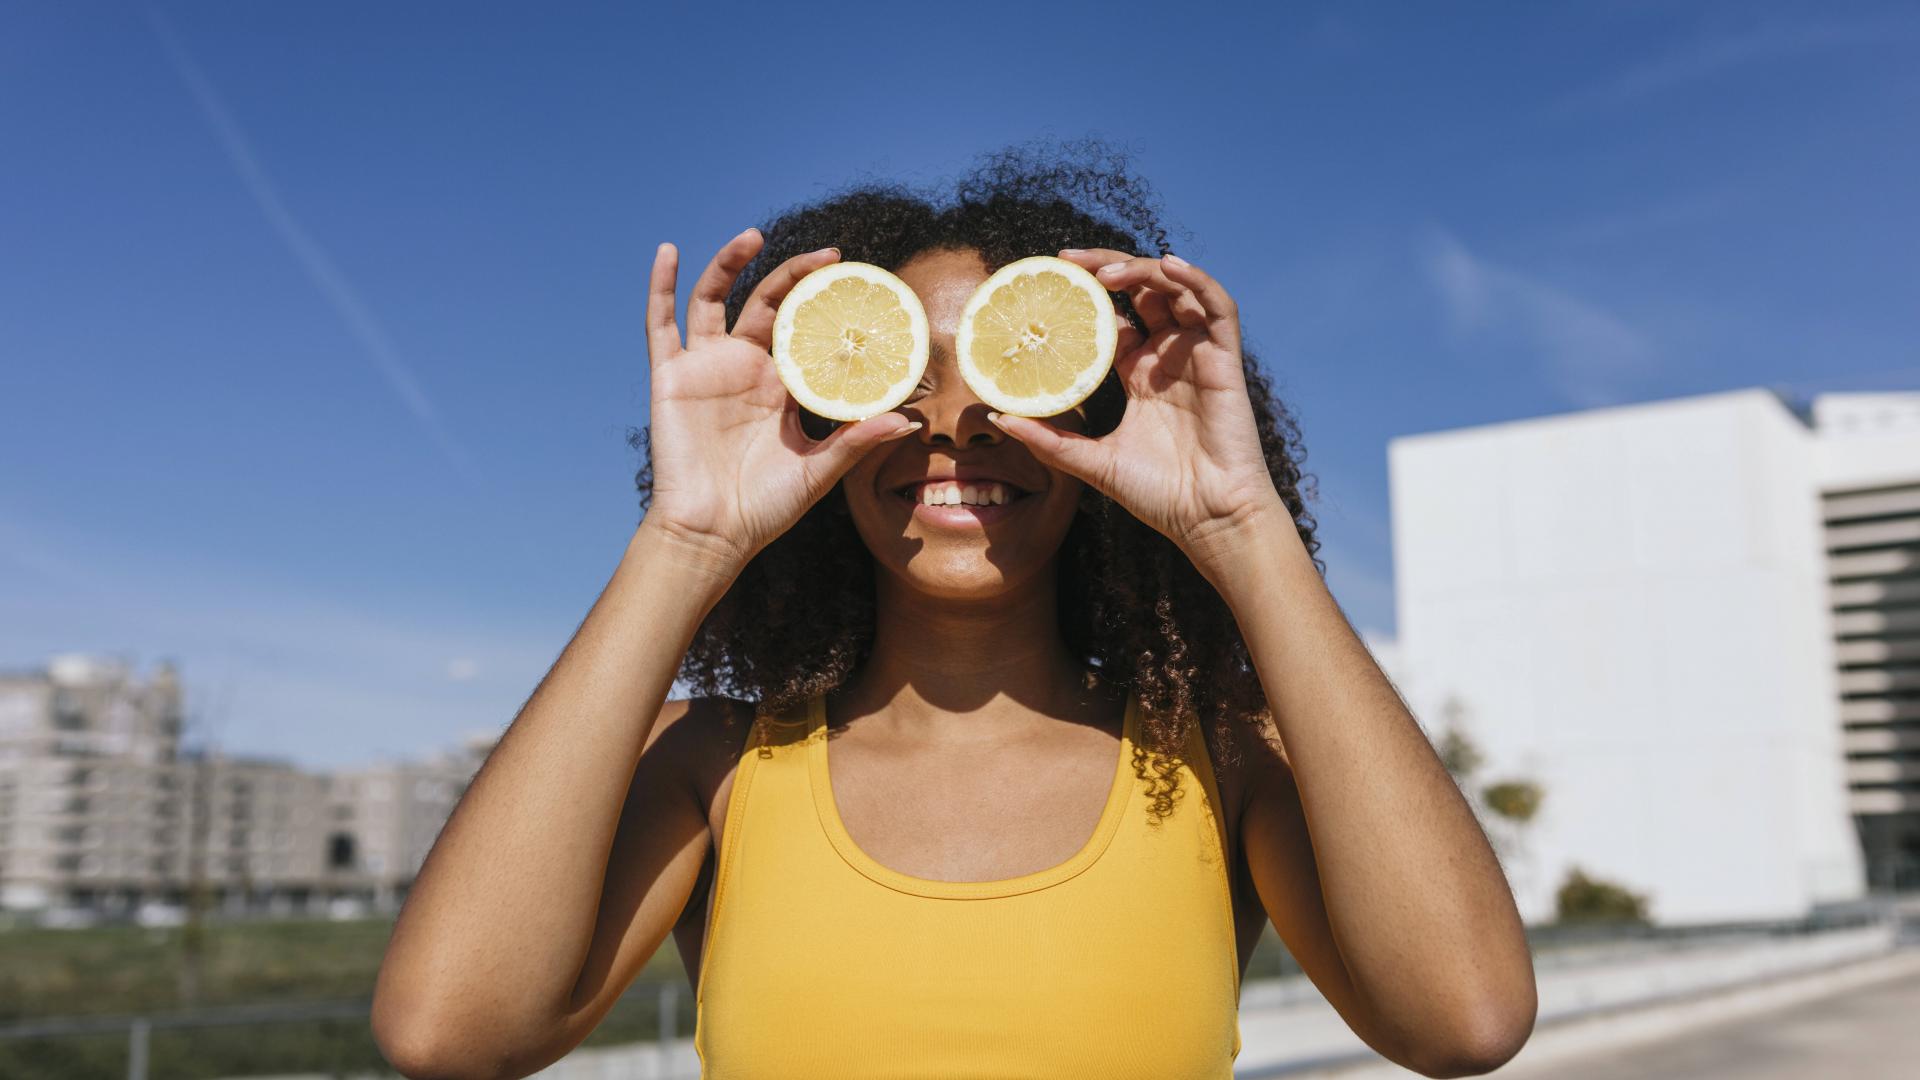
[771,262,930,422]
[955,255,1118,417]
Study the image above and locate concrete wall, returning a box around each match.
[1388,389,1866,923]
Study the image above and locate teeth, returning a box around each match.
[913,481,1018,507]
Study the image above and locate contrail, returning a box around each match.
[145,8,481,488]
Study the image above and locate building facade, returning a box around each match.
[0,655,494,922]
[1814,393,1920,889]
[1385,388,1909,925]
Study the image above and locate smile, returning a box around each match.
[890,479,1034,527]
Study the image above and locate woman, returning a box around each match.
[371,147,1537,1079]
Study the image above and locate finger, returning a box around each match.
[985,411,1115,492]
[1159,254,1242,351]
[801,413,922,491]
[1114,317,1146,362]
[1061,248,1173,330]
[687,228,765,341]
[732,246,841,349]
[1091,256,1208,329]
[646,242,683,365]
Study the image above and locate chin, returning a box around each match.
[893,549,1035,600]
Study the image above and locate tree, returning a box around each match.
[1426,696,1547,897]
[1433,696,1484,781]
[1556,866,1650,924]
[1481,780,1543,824]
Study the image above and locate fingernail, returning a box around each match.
[1061,248,1085,255]
[1098,261,1127,276]
[884,421,922,439]
[820,246,840,257]
[986,411,1006,426]
[1163,253,1190,268]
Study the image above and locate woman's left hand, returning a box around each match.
[988,248,1291,580]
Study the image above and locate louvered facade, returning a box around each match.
[1819,396,1920,891]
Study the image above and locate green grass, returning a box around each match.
[0,918,693,1079]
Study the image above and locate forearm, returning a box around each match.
[1204,511,1533,1058]
[374,522,733,1051]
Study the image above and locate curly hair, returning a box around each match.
[630,139,1322,819]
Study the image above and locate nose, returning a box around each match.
[898,348,1002,448]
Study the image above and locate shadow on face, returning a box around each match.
[835,247,1092,602]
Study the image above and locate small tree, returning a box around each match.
[1425,696,1546,901]
[1556,866,1650,924]
[1482,780,1543,824]
[1433,696,1484,781]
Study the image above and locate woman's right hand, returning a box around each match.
[640,228,919,580]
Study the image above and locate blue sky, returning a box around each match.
[3,2,1916,768]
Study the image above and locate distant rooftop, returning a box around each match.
[1390,386,1920,448]
[1811,392,1920,437]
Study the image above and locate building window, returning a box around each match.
[52,694,86,730]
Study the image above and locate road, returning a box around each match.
[1537,967,1920,1080]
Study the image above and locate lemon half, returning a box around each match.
[955,255,1118,417]
[771,262,930,422]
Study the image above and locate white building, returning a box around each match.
[0,655,495,922]
[1386,388,1918,925]
[1814,393,1920,888]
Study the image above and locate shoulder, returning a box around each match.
[1197,709,1299,870]
[646,694,758,750]
[638,695,760,808]
[1193,709,1291,806]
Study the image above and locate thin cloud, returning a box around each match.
[144,9,480,488]
[1561,14,1920,111]
[1422,228,1655,408]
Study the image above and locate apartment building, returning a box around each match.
[0,655,493,921]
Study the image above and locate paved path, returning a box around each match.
[1537,967,1920,1080]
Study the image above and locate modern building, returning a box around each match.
[1814,393,1920,890]
[1385,388,1917,925]
[0,654,495,922]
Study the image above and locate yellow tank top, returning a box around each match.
[692,691,1243,1078]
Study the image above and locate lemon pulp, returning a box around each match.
[955,256,1116,416]
[772,262,929,421]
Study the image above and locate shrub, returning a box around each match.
[1556,866,1650,923]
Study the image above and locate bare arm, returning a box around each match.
[371,525,731,1077]
[371,231,917,1079]
[1219,518,1536,1077]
